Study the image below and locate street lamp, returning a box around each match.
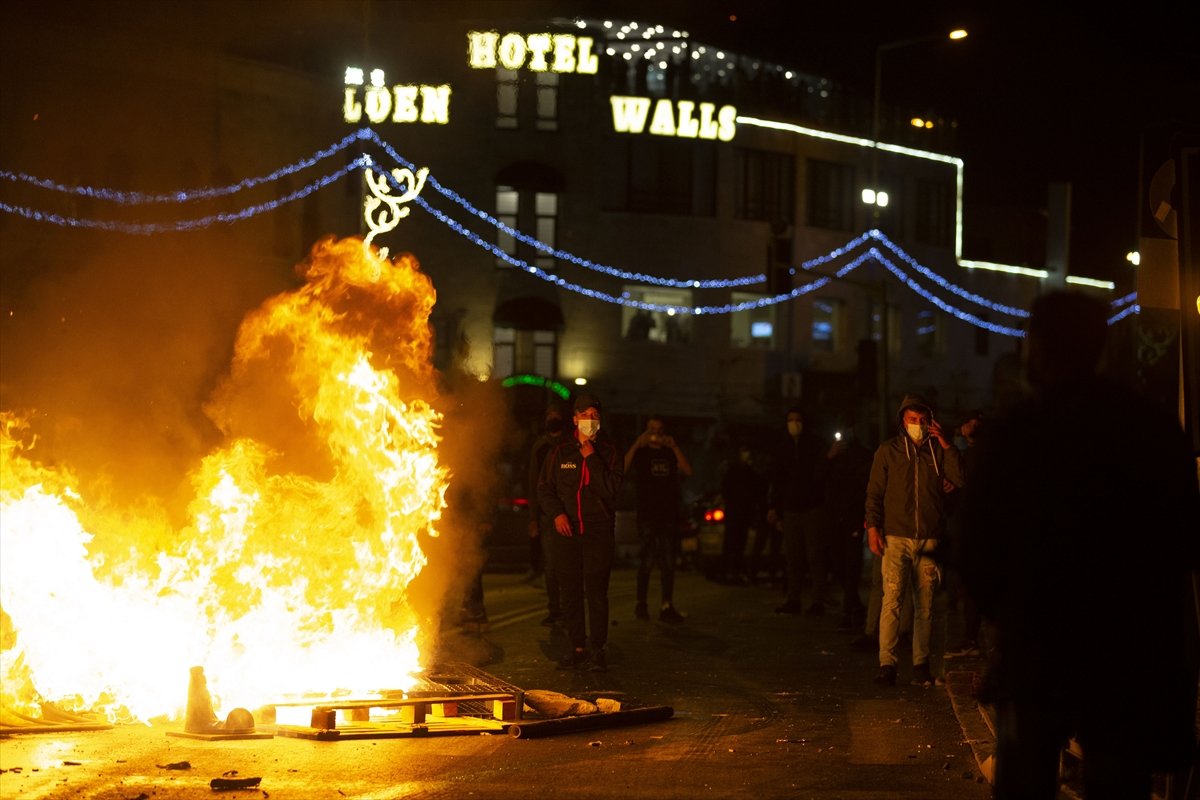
[868,28,968,217]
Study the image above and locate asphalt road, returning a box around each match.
[0,566,994,799]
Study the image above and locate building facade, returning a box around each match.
[2,5,1049,464]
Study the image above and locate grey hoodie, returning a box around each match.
[863,394,964,539]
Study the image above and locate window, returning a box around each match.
[730,293,775,348]
[621,286,693,344]
[495,185,558,270]
[494,326,516,377]
[535,72,559,131]
[495,185,519,267]
[812,297,843,352]
[534,192,557,271]
[496,67,559,130]
[602,138,716,216]
[735,149,795,222]
[493,326,559,378]
[496,68,519,129]
[915,178,953,247]
[806,158,854,231]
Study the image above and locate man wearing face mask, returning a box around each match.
[766,406,830,615]
[864,393,963,687]
[536,393,624,672]
[527,404,569,626]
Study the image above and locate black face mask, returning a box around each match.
[545,418,564,434]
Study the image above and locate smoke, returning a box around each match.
[0,229,295,518]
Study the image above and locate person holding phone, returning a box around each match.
[864,393,964,687]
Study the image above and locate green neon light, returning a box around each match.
[500,374,570,400]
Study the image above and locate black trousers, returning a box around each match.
[551,518,615,652]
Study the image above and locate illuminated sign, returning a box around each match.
[344,67,450,125]
[468,31,598,74]
[610,96,737,141]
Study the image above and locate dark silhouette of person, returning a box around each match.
[959,290,1200,799]
[718,440,764,585]
[824,425,873,631]
[527,403,569,626]
[767,406,829,614]
[625,414,693,623]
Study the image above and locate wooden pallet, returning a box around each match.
[266,663,525,740]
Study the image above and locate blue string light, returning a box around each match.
[0,158,368,233]
[868,248,1026,337]
[0,126,1138,329]
[866,230,1030,319]
[1,129,371,204]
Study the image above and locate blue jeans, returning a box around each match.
[879,537,939,667]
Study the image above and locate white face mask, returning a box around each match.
[905,423,927,442]
[578,419,600,439]
[786,421,803,436]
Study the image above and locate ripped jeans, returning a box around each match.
[879,537,940,667]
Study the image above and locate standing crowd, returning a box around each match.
[518,291,1198,799]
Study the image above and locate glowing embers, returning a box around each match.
[0,238,449,724]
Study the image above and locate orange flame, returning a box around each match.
[1,238,449,723]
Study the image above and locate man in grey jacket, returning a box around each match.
[864,393,963,686]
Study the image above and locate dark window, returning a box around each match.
[602,138,716,215]
[915,178,953,247]
[735,148,795,221]
[806,158,854,231]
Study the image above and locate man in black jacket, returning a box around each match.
[536,393,624,672]
[766,406,829,615]
[959,291,1199,798]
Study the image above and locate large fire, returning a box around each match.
[0,237,452,725]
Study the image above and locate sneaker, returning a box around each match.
[774,602,804,615]
[540,613,561,627]
[849,633,878,652]
[556,649,588,670]
[659,605,685,625]
[634,602,650,620]
[873,664,897,686]
[588,649,607,672]
[911,662,934,687]
[944,639,981,659]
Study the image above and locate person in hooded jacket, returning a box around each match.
[536,393,624,672]
[865,393,963,687]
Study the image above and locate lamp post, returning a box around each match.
[868,28,968,218]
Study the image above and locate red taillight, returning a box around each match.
[711,508,725,522]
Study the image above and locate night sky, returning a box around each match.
[5,1,1200,284]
